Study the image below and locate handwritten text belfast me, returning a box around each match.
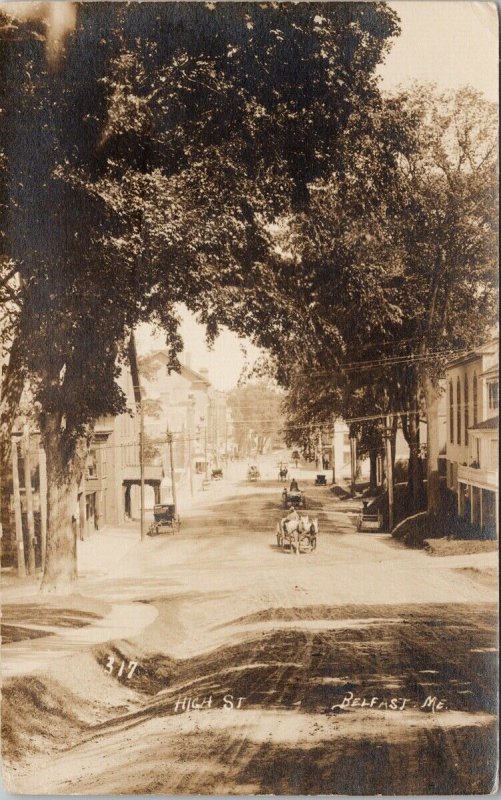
[331,692,448,712]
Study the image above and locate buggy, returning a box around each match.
[276,514,318,553]
[247,465,260,481]
[356,502,382,532]
[147,503,180,536]
[282,488,307,509]
[314,474,327,486]
[211,468,223,480]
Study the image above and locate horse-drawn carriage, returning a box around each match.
[314,474,327,486]
[147,503,180,536]
[356,502,383,532]
[211,468,223,480]
[247,465,260,481]
[278,465,288,482]
[276,513,318,554]
[282,488,307,509]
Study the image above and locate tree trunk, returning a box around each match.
[369,450,377,492]
[390,416,398,473]
[40,414,86,594]
[23,424,37,575]
[407,411,422,513]
[422,372,441,517]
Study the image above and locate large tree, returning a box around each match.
[391,86,498,514]
[228,382,284,456]
[238,87,497,519]
[0,2,400,589]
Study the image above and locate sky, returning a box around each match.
[379,1,498,102]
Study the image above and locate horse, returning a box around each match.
[276,516,301,554]
[278,466,288,482]
[297,515,318,551]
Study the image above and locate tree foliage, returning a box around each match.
[0,2,401,587]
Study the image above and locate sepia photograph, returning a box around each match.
[0,1,499,795]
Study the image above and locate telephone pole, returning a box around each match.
[38,443,47,572]
[385,414,394,531]
[187,432,194,496]
[350,435,357,497]
[11,434,26,577]
[204,426,208,480]
[23,424,36,575]
[167,430,177,515]
[139,400,145,540]
[331,419,336,485]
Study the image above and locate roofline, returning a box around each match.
[144,350,211,386]
[446,338,498,370]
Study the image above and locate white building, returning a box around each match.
[445,337,498,538]
[139,351,234,492]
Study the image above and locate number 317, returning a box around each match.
[105,656,138,679]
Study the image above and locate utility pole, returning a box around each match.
[11,435,26,578]
[187,431,194,496]
[331,420,336,485]
[167,430,177,513]
[23,424,36,574]
[139,399,145,540]
[385,414,394,531]
[349,435,357,497]
[204,426,208,480]
[38,443,47,572]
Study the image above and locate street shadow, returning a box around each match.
[2,605,101,628]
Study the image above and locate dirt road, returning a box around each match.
[2,464,498,794]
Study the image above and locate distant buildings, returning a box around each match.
[80,340,162,535]
[139,351,235,494]
[445,337,499,538]
[1,339,162,570]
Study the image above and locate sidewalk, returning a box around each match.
[1,479,241,678]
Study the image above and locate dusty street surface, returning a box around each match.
[2,460,498,795]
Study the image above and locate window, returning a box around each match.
[490,440,498,469]
[471,437,480,467]
[456,377,461,445]
[464,375,469,446]
[473,373,478,426]
[86,449,97,479]
[449,381,454,444]
[488,381,499,411]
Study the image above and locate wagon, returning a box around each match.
[147,503,180,536]
[276,514,318,553]
[282,488,307,509]
[247,465,260,481]
[356,507,382,532]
